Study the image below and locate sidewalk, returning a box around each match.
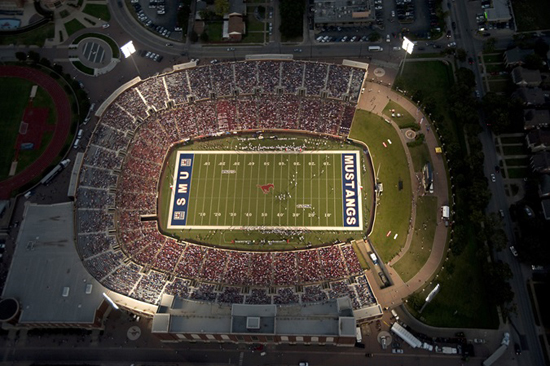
[44,0,109,47]
[356,79,450,307]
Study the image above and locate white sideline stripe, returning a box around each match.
[177,225,363,231]
[167,150,364,231]
[183,150,356,154]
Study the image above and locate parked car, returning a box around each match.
[509,246,518,257]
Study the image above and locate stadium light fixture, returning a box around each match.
[402,37,415,55]
[121,41,136,58]
[120,41,140,76]
[102,292,119,310]
[399,37,415,76]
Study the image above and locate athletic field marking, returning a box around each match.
[167,150,363,231]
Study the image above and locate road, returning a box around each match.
[448,2,546,366]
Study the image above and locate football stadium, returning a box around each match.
[75,58,383,344]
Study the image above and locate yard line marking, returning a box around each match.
[219,153,232,226]
[230,154,238,227]
[207,154,218,226]
[238,154,247,226]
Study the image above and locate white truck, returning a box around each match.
[436,346,458,354]
[483,333,510,366]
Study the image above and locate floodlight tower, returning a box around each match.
[120,40,141,76]
[399,37,415,77]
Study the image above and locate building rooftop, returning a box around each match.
[314,0,372,24]
[2,203,105,325]
[152,295,356,337]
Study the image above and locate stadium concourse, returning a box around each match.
[75,59,383,340]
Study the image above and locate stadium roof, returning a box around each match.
[2,202,106,325]
[152,295,356,337]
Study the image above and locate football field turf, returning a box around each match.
[167,150,363,231]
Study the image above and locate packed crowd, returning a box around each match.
[75,59,378,308]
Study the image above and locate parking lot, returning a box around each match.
[129,0,182,40]
[314,0,443,46]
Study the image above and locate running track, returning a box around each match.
[0,66,71,199]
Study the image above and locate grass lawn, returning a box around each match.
[393,196,438,282]
[65,19,86,36]
[243,32,265,43]
[407,238,499,328]
[83,4,111,21]
[511,0,550,31]
[205,21,223,42]
[33,87,57,125]
[0,78,35,179]
[72,60,94,75]
[487,80,509,93]
[534,283,550,327]
[485,63,505,73]
[383,100,417,128]
[410,52,443,59]
[507,167,529,179]
[0,23,54,46]
[394,61,455,141]
[74,33,120,59]
[502,145,527,155]
[408,142,431,172]
[500,136,524,144]
[482,54,503,63]
[16,131,53,175]
[349,110,412,263]
[505,157,529,166]
[247,11,266,32]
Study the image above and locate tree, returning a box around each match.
[490,229,508,251]
[455,48,467,62]
[484,261,515,307]
[483,37,496,53]
[39,57,51,68]
[368,32,381,42]
[523,53,543,70]
[279,0,304,39]
[214,0,229,16]
[27,50,40,63]
[200,31,209,43]
[15,51,26,61]
[533,38,549,58]
[455,67,476,89]
[53,63,64,75]
[189,30,199,43]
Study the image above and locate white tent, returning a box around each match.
[442,206,450,219]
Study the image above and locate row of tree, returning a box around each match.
[397,63,516,318]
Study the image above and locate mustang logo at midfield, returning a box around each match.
[257,183,275,194]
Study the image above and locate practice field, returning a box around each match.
[167,150,363,231]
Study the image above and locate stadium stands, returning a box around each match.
[76,59,378,311]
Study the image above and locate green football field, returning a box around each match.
[167,150,364,231]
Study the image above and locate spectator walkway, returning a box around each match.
[356,80,450,308]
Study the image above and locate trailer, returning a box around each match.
[40,159,70,186]
[391,323,422,349]
[483,333,510,366]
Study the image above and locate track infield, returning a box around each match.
[167,150,363,231]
